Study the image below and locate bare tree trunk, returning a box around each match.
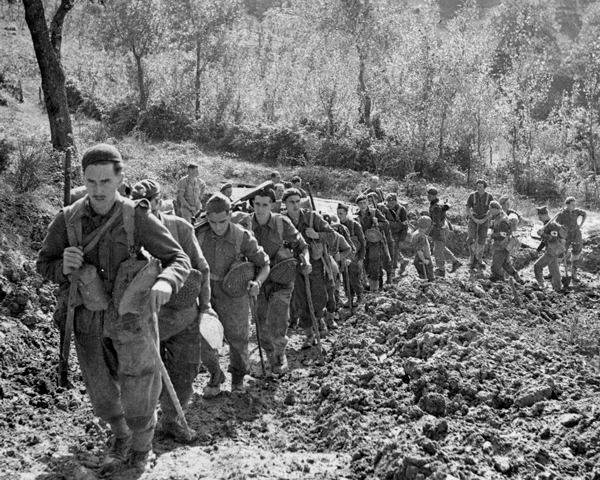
[357,46,371,129]
[23,0,74,151]
[195,38,202,120]
[133,50,147,110]
[589,109,597,178]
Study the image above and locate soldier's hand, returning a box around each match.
[247,280,261,297]
[305,228,319,240]
[151,279,173,312]
[343,258,352,267]
[422,259,430,265]
[63,246,84,275]
[301,261,312,275]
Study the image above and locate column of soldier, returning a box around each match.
[36,144,587,473]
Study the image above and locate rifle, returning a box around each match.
[194,180,274,234]
[249,296,266,376]
[305,183,316,211]
[303,272,324,365]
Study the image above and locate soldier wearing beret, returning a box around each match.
[131,179,214,442]
[427,187,461,277]
[337,203,366,306]
[220,182,234,202]
[197,194,270,394]
[37,144,191,471]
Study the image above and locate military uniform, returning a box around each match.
[251,212,307,371]
[466,190,493,269]
[177,175,206,223]
[198,222,269,385]
[429,199,459,275]
[287,209,335,333]
[555,208,585,257]
[340,216,366,302]
[412,230,434,281]
[324,225,353,320]
[489,211,521,282]
[155,212,212,429]
[357,207,391,289]
[37,195,190,454]
[534,220,566,291]
[385,201,409,273]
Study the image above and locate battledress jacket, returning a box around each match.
[37,196,191,324]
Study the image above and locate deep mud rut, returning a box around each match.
[3,194,600,479]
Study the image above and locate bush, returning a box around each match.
[103,99,140,138]
[0,136,14,174]
[7,136,57,193]
[137,102,193,141]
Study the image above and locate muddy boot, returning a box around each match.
[272,354,288,375]
[450,260,462,273]
[161,418,197,443]
[572,266,579,283]
[203,369,226,398]
[513,272,525,285]
[232,372,245,394]
[302,327,316,350]
[129,449,154,471]
[325,312,338,330]
[98,434,132,475]
[368,278,379,293]
[434,268,446,278]
[398,259,409,276]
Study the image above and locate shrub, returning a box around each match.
[0,136,14,174]
[7,136,57,193]
[137,102,193,141]
[103,99,140,138]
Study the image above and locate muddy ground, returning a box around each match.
[2,187,600,479]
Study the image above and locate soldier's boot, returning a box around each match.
[512,272,525,285]
[302,327,316,349]
[572,265,579,283]
[368,278,379,293]
[98,434,132,475]
[231,372,246,394]
[450,260,462,273]
[434,268,446,278]
[129,449,154,471]
[203,369,226,398]
[272,353,288,375]
[385,270,394,284]
[160,417,196,444]
[398,258,409,276]
[325,311,339,330]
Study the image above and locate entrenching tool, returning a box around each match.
[249,295,266,376]
[303,272,324,365]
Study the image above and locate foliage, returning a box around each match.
[0,135,14,174]
[103,98,140,138]
[137,102,193,141]
[7,136,57,193]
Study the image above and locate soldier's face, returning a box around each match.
[207,211,231,236]
[566,201,575,212]
[253,195,272,221]
[284,195,302,216]
[358,199,368,213]
[84,163,122,215]
[476,182,485,194]
[222,187,232,198]
[275,186,284,200]
[387,198,397,209]
[189,168,199,178]
[337,208,347,221]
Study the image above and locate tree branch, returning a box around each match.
[50,0,75,59]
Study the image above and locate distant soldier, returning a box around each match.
[488,201,524,284]
[384,193,410,277]
[272,183,285,214]
[427,187,461,277]
[250,187,309,374]
[412,216,434,281]
[290,175,308,198]
[270,171,282,185]
[198,194,270,394]
[131,179,213,442]
[284,188,333,347]
[465,179,493,274]
[555,197,587,283]
[356,193,391,292]
[337,203,366,306]
[177,163,206,223]
[220,182,234,202]
[498,195,521,231]
[363,175,385,204]
[534,206,566,292]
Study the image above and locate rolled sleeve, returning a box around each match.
[36,212,69,285]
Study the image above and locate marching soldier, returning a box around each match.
[533,206,566,292]
[465,179,493,275]
[198,194,270,394]
[284,188,334,348]
[337,203,366,305]
[384,193,410,277]
[37,144,191,471]
[250,187,310,374]
[555,197,587,283]
[488,201,524,284]
[427,187,461,277]
[177,163,206,223]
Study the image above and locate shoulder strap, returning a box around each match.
[309,211,314,229]
[63,197,87,247]
[197,229,208,247]
[122,198,136,256]
[234,224,244,256]
[275,215,284,243]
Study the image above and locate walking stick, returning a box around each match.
[59,272,79,388]
[344,264,353,311]
[303,273,324,365]
[249,295,266,376]
[151,310,193,441]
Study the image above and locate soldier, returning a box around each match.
[356,193,392,293]
[198,194,270,393]
[412,216,435,281]
[384,193,410,277]
[131,179,213,442]
[220,182,235,202]
[555,197,587,283]
[177,163,206,223]
[498,195,521,231]
[284,188,334,347]
[533,207,566,292]
[272,183,285,214]
[465,179,494,274]
[250,187,310,374]
[363,175,386,203]
[290,176,308,198]
[337,203,366,305]
[37,144,191,471]
[322,214,353,329]
[427,187,461,277]
[488,201,524,284]
[270,171,282,185]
